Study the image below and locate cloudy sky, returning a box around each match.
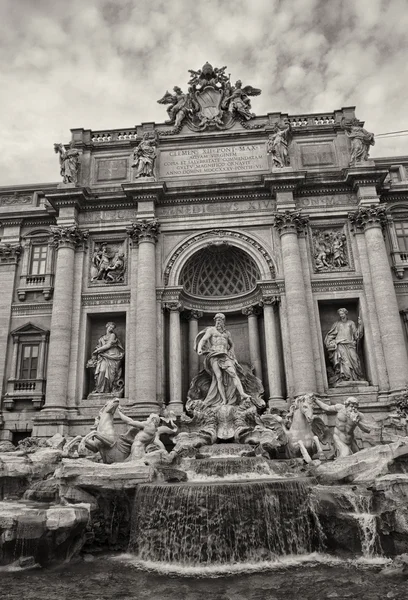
[1,0,408,187]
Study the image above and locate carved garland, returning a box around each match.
[163,229,276,286]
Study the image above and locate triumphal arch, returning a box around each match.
[1,62,408,440]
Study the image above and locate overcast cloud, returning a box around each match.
[1,0,408,186]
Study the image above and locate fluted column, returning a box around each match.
[273,210,317,396]
[261,296,284,406]
[127,219,160,413]
[43,225,88,411]
[187,310,203,382]
[242,306,262,379]
[349,205,408,391]
[165,302,184,415]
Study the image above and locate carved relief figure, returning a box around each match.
[54,141,80,185]
[132,133,157,179]
[87,322,125,395]
[222,80,261,121]
[313,396,371,458]
[91,243,126,283]
[312,230,349,271]
[267,122,291,168]
[341,118,375,165]
[324,308,364,385]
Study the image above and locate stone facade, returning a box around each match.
[2,88,408,440]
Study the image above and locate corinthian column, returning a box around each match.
[349,205,408,391]
[242,306,262,379]
[273,211,317,396]
[43,225,88,411]
[127,219,160,413]
[261,296,284,406]
[165,302,184,415]
[187,310,203,382]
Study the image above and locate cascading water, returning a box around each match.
[342,490,381,558]
[129,478,323,566]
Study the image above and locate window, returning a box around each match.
[30,244,48,275]
[20,343,39,379]
[395,222,408,253]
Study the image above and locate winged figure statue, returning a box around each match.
[222,79,261,120]
[157,86,192,128]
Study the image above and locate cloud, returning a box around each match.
[0,0,407,186]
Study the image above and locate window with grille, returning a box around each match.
[19,344,39,379]
[395,222,408,253]
[30,245,48,275]
[180,245,260,297]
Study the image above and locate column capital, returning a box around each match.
[273,210,309,236]
[185,310,203,320]
[50,224,89,249]
[260,295,281,306]
[164,301,183,312]
[242,305,261,317]
[127,218,160,244]
[0,243,22,265]
[348,204,388,232]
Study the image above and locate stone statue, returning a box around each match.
[341,118,375,165]
[87,322,125,395]
[222,80,261,121]
[116,408,178,463]
[157,86,191,128]
[267,122,291,168]
[54,142,80,185]
[91,244,126,284]
[313,396,371,458]
[324,308,364,386]
[196,313,252,406]
[132,133,157,179]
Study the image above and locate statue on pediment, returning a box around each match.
[132,132,157,179]
[341,117,375,165]
[222,79,261,121]
[267,121,291,168]
[157,63,262,133]
[54,141,80,185]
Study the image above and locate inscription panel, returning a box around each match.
[159,143,268,178]
[300,143,335,167]
[96,158,129,182]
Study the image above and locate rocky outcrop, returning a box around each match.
[0,449,62,500]
[0,500,90,566]
[314,441,408,483]
[56,458,153,492]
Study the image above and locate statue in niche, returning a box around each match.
[324,308,364,386]
[341,117,375,165]
[195,313,256,406]
[132,132,158,179]
[54,141,80,185]
[87,322,125,396]
[222,79,261,121]
[91,243,126,283]
[313,396,371,458]
[267,121,291,168]
[312,230,348,271]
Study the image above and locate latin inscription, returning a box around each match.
[158,199,275,217]
[160,144,268,178]
[96,158,128,181]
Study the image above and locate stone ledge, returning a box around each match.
[56,458,153,490]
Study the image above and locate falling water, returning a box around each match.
[342,489,381,558]
[129,479,323,566]
[187,457,273,478]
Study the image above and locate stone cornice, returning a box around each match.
[348,205,388,231]
[164,301,184,312]
[50,224,89,249]
[343,166,389,190]
[126,219,160,244]
[122,181,166,203]
[272,210,309,235]
[311,276,364,292]
[81,291,130,306]
[11,303,53,316]
[45,188,90,212]
[264,171,307,196]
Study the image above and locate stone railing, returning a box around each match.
[17,273,54,301]
[4,378,46,409]
[288,114,336,128]
[91,130,138,143]
[391,250,408,279]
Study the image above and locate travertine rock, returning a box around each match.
[56,458,153,491]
